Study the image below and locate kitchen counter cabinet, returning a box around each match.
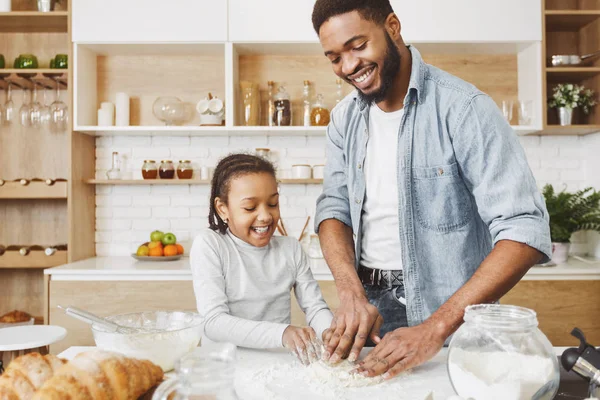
[72,0,227,42]
[45,257,600,351]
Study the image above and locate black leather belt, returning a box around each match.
[358,265,403,288]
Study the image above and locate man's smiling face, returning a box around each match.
[319,10,401,104]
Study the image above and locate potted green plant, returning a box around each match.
[548,84,597,126]
[542,184,600,264]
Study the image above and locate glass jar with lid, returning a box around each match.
[159,160,175,179]
[177,160,193,179]
[448,304,559,400]
[310,93,330,126]
[272,85,292,126]
[142,160,158,180]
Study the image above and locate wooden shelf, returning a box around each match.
[0,250,67,269]
[87,179,323,185]
[545,10,600,31]
[0,180,67,199]
[75,126,327,137]
[546,67,600,82]
[0,69,67,77]
[540,125,600,135]
[0,12,68,33]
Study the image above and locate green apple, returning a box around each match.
[150,230,164,242]
[162,232,177,246]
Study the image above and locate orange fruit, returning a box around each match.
[164,245,178,257]
[148,241,163,250]
[148,246,163,257]
[175,244,184,255]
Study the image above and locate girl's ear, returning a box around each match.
[215,197,229,223]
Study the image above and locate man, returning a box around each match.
[312,0,552,379]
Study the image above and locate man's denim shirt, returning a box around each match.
[314,46,552,327]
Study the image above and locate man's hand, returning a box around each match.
[322,290,384,363]
[354,321,446,379]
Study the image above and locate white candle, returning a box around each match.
[0,0,11,11]
[98,108,112,126]
[100,102,115,125]
[115,92,130,126]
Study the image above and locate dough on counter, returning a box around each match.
[305,360,385,388]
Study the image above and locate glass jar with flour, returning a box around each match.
[447,304,559,400]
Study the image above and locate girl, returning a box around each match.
[190,153,333,364]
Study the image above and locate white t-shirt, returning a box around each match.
[359,104,404,271]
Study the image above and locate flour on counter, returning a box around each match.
[448,348,556,400]
[240,359,410,400]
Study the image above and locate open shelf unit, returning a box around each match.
[0,0,72,323]
[87,178,323,185]
[542,0,600,133]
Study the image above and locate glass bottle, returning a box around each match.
[310,93,330,126]
[106,152,122,180]
[335,79,344,105]
[240,81,260,126]
[142,160,158,179]
[255,148,271,161]
[448,304,559,400]
[266,81,275,127]
[302,80,311,127]
[159,160,175,179]
[273,85,292,126]
[177,160,193,179]
[152,343,239,400]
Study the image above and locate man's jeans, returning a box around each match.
[364,281,408,339]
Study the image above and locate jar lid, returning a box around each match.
[161,160,173,163]
[303,80,310,85]
[144,160,156,163]
[178,160,191,163]
[292,164,311,167]
[255,148,270,152]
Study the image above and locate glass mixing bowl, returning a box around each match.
[152,96,187,125]
[91,310,202,371]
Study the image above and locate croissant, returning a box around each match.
[33,350,163,400]
[0,353,66,400]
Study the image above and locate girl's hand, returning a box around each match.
[282,326,323,365]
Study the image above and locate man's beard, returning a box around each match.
[356,31,401,105]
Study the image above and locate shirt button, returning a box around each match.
[358,163,362,169]
[355,197,362,204]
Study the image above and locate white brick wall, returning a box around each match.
[95,133,600,257]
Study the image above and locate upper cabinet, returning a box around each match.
[392,0,542,42]
[72,0,228,42]
[228,0,319,42]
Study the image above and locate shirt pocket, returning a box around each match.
[412,162,472,233]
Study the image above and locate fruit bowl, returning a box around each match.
[131,254,183,262]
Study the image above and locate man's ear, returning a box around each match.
[385,13,401,41]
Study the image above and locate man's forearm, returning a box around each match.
[318,219,363,295]
[427,239,544,338]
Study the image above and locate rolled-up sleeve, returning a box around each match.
[314,106,352,233]
[452,94,552,263]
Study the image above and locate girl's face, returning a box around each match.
[216,172,280,248]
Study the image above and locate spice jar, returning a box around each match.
[159,160,175,179]
[142,160,158,179]
[448,304,559,400]
[272,85,292,126]
[177,160,193,179]
[310,93,330,126]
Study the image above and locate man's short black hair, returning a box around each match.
[312,0,395,35]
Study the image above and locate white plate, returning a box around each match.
[0,325,67,351]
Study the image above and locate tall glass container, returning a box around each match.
[266,81,275,127]
[272,85,292,126]
[302,80,311,127]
